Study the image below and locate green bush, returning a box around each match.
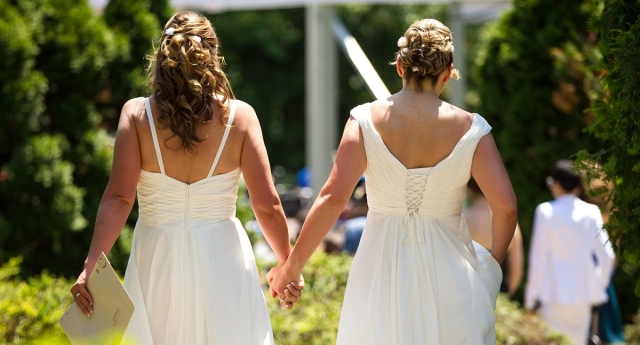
[0,257,71,344]
[577,0,640,294]
[3,251,573,345]
[267,251,569,345]
[267,251,350,345]
[0,0,169,278]
[495,295,568,345]
[473,0,600,239]
[625,311,640,344]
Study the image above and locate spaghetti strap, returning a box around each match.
[208,100,236,177]
[144,97,166,175]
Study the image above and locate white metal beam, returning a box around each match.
[331,16,391,100]
[90,0,510,15]
[306,5,338,197]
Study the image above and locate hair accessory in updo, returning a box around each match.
[391,18,460,91]
[149,11,234,153]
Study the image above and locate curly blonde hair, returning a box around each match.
[393,19,460,92]
[147,11,234,153]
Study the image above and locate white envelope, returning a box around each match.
[58,252,135,345]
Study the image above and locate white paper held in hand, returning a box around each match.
[58,252,135,345]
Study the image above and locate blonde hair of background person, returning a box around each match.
[465,178,524,295]
[266,19,517,344]
[70,11,301,320]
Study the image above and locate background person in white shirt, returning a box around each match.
[525,160,615,345]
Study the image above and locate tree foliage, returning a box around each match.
[577,0,640,292]
[0,0,169,277]
[473,0,600,240]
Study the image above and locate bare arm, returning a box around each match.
[505,223,524,295]
[267,117,367,296]
[471,134,517,264]
[239,103,290,265]
[71,98,143,316]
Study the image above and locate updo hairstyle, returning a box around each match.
[393,19,460,92]
[148,11,234,153]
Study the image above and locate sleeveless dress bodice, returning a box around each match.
[122,98,273,345]
[137,168,240,229]
[336,103,502,345]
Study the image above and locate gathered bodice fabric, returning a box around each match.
[122,98,273,345]
[136,169,240,229]
[336,104,502,345]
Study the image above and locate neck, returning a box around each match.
[401,79,442,97]
[553,191,577,199]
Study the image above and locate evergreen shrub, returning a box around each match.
[577,0,640,294]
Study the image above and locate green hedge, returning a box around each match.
[577,0,640,294]
[0,257,71,344]
[2,252,572,345]
[473,0,600,241]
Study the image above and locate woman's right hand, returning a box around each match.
[71,269,94,317]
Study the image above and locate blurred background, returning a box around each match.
[0,0,638,344]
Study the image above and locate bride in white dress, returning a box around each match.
[70,12,302,345]
[268,19,517,344]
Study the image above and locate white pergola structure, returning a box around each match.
[92,0,510,195]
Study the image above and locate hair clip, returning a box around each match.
[165,27,175,35]
[412,66,419,72]
[397,37,407,48]
[192,35,201,43]
[402,48,409,55]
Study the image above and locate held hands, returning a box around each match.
[266,264,305,310]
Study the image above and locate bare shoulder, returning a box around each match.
[231,99,259,131]
[441,102,475,129]
[368,99,393,119]
[120,97,147,126]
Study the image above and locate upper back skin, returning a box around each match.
[131,95,248,184]
[368,93,475,170]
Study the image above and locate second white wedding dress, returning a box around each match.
[122,98,273,345]
[336,104,503,344]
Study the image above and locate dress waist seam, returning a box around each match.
[368,210,461,218]
[136,216,236,229]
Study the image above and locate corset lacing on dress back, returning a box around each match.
[335,103,503,345]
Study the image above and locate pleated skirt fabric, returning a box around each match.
[122,217,273,345]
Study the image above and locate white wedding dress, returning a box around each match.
[336,104,503,345]
[122,98,273,345]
